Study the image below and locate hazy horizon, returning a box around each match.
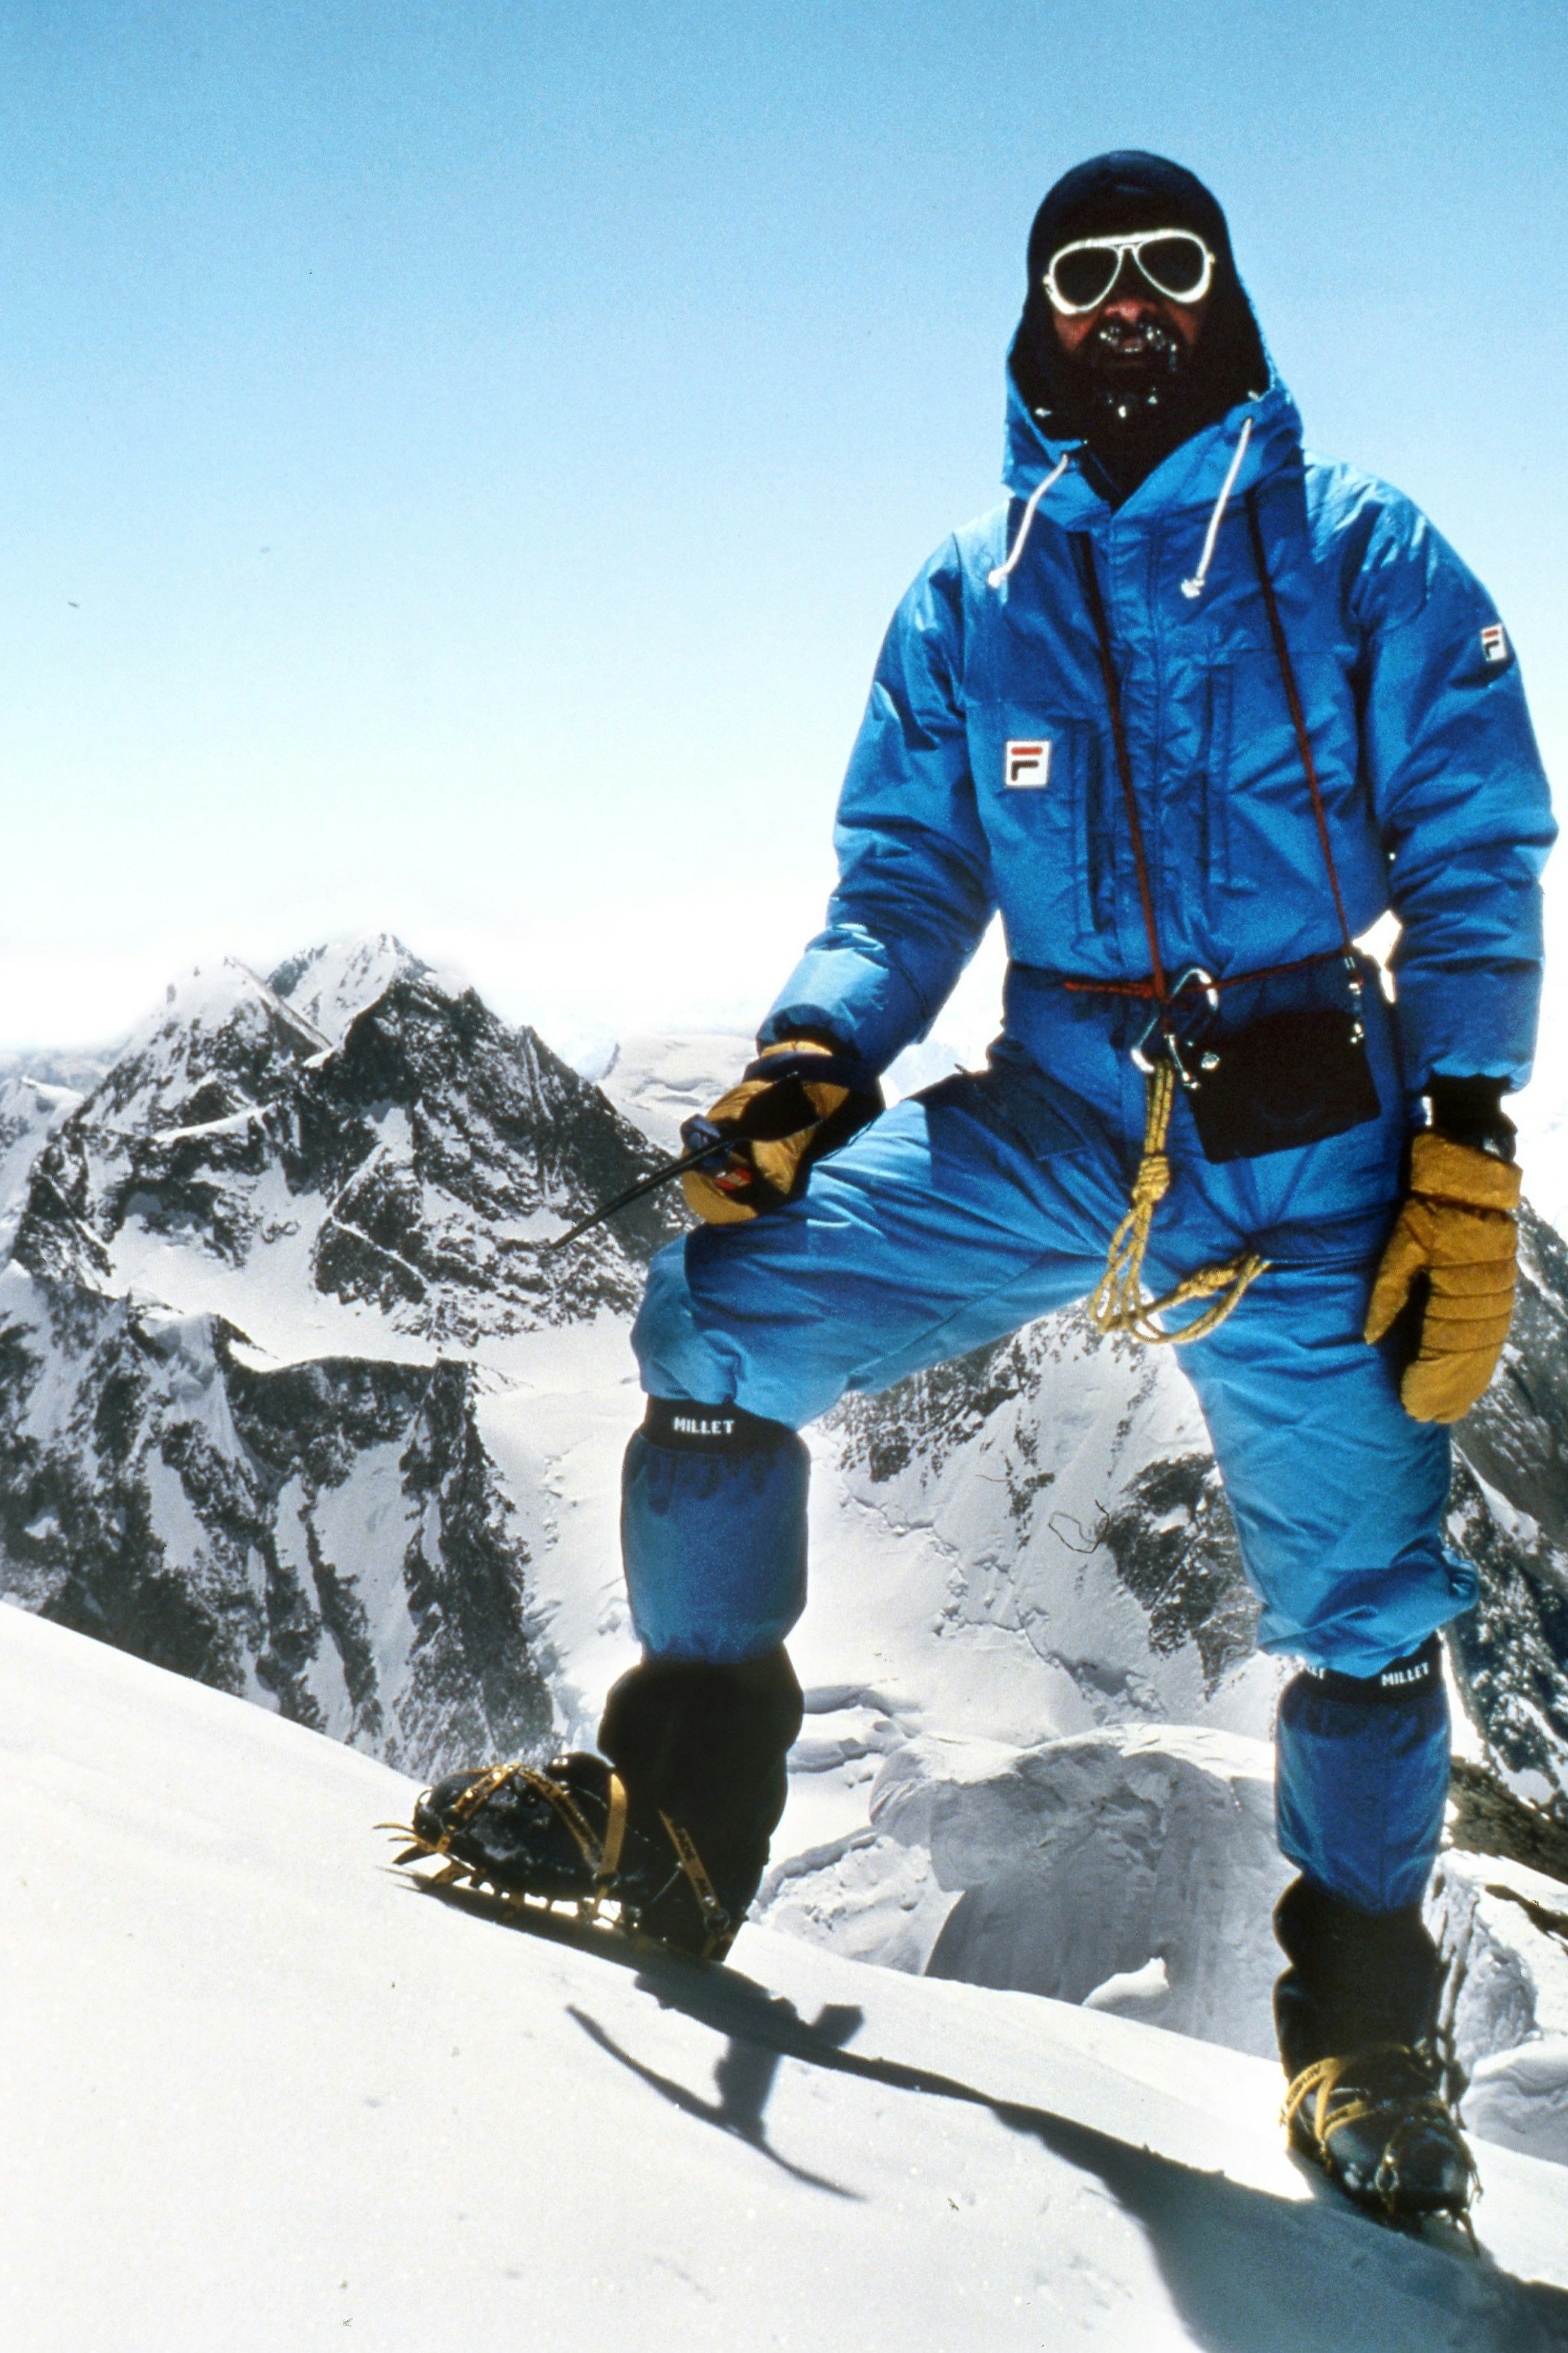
[3,1,1564,1080]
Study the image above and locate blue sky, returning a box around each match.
[1,0,1565,1059]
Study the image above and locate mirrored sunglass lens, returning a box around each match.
[1137,235,1208,299]
[1051,246,1119,309]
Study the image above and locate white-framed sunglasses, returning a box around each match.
[1044,228,1215,315]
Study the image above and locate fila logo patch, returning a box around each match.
[1481,623,1509,664]
[1005,739,1052,789]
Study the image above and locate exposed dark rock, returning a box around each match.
[1098,1454,1259,1693]
[1448,1757,1568,1885]
[11,944,685,1338]
[1445,1457,1568,1809]
[0,1274,553,1776]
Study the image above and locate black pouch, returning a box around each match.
[1187,1005,1380,1164]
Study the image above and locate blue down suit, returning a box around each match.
[625,359,1554,1912]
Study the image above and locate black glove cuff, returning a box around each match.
[742,1046,882,1096]
[1427,1076,1517,1164]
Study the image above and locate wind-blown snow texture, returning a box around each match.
[1,936,1567,2164]
[4,1604,1567,2352]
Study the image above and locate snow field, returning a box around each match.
[3,1604,1567,2353]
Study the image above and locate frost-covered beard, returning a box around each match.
[1079,312,1190,438]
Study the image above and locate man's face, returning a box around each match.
[1050,244,1209,371]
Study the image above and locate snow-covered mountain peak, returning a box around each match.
[268,931,434,1051]
[0,942,700,1782]
[105,954,330,1120]
[9,938,686,1345]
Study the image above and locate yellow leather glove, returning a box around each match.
[1363,1131,1521,1423]
[680,1039,881,1225]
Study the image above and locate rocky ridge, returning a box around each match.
[0,937,681,1774]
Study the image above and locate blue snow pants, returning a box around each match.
[623,1020,1470,1913]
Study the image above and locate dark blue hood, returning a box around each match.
[1008,150,1270,503]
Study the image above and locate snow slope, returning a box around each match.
[3,1602,1567,2353]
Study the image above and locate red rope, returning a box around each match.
[1062,946,1351,1001]
[1244,493,1358,961]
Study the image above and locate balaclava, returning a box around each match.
[1010,150,1268,502]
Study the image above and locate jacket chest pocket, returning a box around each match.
[1205,650,1368,904]
[972,712,1111,951]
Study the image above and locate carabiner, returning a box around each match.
[1129,968,1219,1088]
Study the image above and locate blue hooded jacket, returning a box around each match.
[759,350,1554,1127]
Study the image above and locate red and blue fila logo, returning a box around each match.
[1005,739,1052,788]
[1481,624,1509,664]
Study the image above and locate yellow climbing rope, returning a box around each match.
[1089,1061,1269,1346]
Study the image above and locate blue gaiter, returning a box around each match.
[621,1398,810,1664]
[1275,1635,1450,1914]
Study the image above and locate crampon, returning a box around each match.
[1284,2041,1480,2243]
[380,1751,736,1959]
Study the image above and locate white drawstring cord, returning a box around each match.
[986,454,1071,589]
[989,417,1254,603]
[1180,413,1253,601]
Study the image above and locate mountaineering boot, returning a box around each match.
[1274,1875,1477,2223]
[405,1749,675,1917]
[396,1648,803,1961]
[598,1647,805,1955]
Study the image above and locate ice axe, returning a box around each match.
[545,1122,730,1251]
[546,1074,840,1252]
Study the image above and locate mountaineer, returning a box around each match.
[411,150,1553,2224]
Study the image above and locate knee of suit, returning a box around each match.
[621,1400,810,1663]
[631,1241,744,1408]
[1275,1635,1450,1913]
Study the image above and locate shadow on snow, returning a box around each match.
[402,1876,1568,2353]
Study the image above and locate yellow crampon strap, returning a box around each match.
[398,1761,629,1890]
[658,1812,733,1960]
[500,1766,629,1890]
[430,1761,525,1850]
[1284,2049,1367,2149]
[1089,1061,1268,1346]
[598,1771,629,1885]
[1282,2042,1478,2220]
[1284,2042,1454,2151]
